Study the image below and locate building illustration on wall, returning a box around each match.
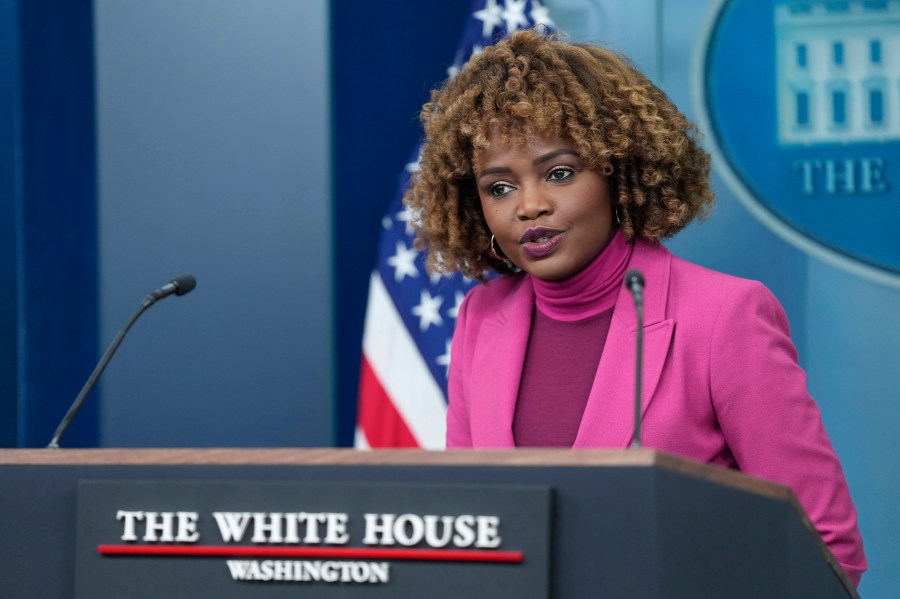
[775,0,900,145]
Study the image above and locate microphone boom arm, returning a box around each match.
[47,300,152,449]
[624,269,645,449]
[46,274,195,449]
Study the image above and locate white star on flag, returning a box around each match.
[474,0,503,38]
[502,0,529,31]
[430,271,450,285]
[447,290,466,320]
[395,206,414,235]
[530,0,555,28]
[386,241,419,281]
[436,340,452,378]
[411,290,445,331]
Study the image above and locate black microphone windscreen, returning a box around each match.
[172,274,197,296]
[624,269,645,291]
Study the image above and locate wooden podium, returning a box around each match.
[0,448,857,598]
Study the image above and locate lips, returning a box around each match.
[520,227,565,258]
[520,227,563,243]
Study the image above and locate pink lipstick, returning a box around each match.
[520,227,565,258]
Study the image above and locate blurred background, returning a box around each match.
[1,0,897,595]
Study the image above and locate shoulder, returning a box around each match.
[660,248,789,337]
[460,272,531,317]
[635,241,783,327]
[666,250,775,306]
[634,239,759,297]
[452,272,531,369]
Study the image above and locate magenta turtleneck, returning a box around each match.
[513,230,633,447]
[530,228,632,321]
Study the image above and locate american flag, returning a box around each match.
[356,0,556,449]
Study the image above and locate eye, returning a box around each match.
[489,182,515,198]
[547,166,575,182]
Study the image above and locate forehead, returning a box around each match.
[473,130,577,170]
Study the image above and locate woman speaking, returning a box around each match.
[403,29,866,585]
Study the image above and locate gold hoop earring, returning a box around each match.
[490,235,506,260]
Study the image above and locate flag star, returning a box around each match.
[529,0,555,28]
[430,271,447,285]
[395,206,414,235]
[502,0,529,31]
[449,44,478,79]
[382,216,392,229]
[447,290,466,320]
[405,160,419,173]
[387,241,419,282]
[411,290,444,331]
[436,339,452,378]
[449,49,466,78]
[474,0,503,38]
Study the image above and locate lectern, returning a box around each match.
[0,449,857,598]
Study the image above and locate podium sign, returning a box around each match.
[0,448,858,598]
[74,480,551,599]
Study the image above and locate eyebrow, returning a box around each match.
[477,149,580,180]
[534,148,579,165]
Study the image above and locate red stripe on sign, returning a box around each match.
[358,356,420,448]
[98,545,523,562]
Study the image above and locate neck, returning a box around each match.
[530,229,632,322]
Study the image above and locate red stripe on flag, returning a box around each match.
[358,356,421,448]
[97,544,523,563]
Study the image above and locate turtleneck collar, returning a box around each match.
[530,229,632,322]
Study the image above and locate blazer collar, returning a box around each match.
[468,280,534,447]
[610,239,671,331]
[468,240,675,448]
[574,240,674,447]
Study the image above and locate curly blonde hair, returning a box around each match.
[406,28,715,280]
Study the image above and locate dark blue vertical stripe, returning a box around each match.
[0,0,21,447]
[330,1,472,446]
[3,0,98,447]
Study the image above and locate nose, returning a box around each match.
[515,184,552,221]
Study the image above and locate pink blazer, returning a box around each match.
[447,239,866,585]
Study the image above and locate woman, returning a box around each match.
[404,29,865,585]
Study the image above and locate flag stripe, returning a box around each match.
[358,356,420,448]
[361,272,447,449]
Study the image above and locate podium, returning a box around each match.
[0,448,857,598]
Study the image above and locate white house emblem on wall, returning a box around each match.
[775,1,900,145]
[700,0,900,287]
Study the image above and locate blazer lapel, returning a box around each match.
[574,241,675,448]
[468,281,535,447]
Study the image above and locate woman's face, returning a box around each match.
[475,133,615,281]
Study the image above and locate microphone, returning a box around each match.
[47,274,197,449]
[624,269,645,448]
[149,273,197,301]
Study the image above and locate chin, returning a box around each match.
[526,265,578,282]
